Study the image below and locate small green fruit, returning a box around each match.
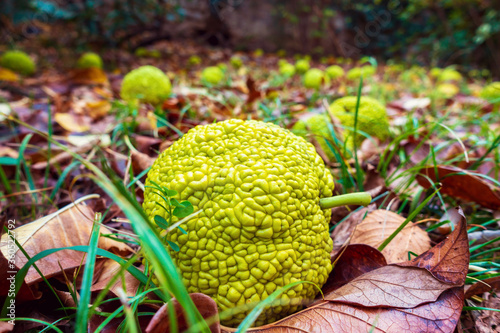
[120,65,171,105]
[0,50,36,76]
[325,65,344,80]
[295,59,310,74]
[77,52,103,69]
[303,69,329,89]
[202,66,225,85]
[279,63,296,77]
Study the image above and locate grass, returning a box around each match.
[1,50,499,332]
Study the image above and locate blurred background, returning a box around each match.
[1,0,499,77]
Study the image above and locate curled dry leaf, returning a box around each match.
[465,276,500,299]
[322,244,387,295]
[417,165,500,210]
[220,207,469,332]
[397,206,470,285]
[90,259,142,298]
[0,195,133,285]
[146,293,220,333]
[350,209,431,264]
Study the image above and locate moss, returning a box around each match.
[0,50,36,76]
[76,52,103,69]
[120,65,171,105]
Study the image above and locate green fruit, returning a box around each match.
[188,55,202,66]
[279,63,295,77]
[438,68,462,82]
[120,65,171,105]
[330,96,390,148]
[76,52,103,69]
[346,65,375,81]
[202,66,225,85]
[303,68,329,89]
[436,83,459,98]
[135,47,148,57]
[295,59,310,74]
[429,67,442,78]
[230,56,243,69]
[253,48,264,57]
[143,119,336,326]
[0,50,36,76]
[325,65,344,80]
[480,82,500,104]
[292,114,335,160]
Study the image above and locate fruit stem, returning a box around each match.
[319,192,372,209]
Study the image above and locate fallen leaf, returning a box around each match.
[91,260,142,298]
[86,99,111,119]
[0,195,133,285]
[350,210,431,264]
[221,288,464,333]
[67,68,109,86]
[146,293,220,333]
[322,244,387,295]
[54,112,90,133]
[417,165,500,210]
[465,276,500,299]
[397,206,469,285]
[331,205,376,253]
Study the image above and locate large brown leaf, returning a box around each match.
[220,208,469,332]
[397,206,469,285]
[0,195,133,285]
[222,288,464,333]
[350,210,431,263]
[417,165,500,210]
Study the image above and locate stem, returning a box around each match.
[319,192,372,209]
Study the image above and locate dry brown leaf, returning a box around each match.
[331,205,376,253]
[86,99,111,119]
[54,112,90,133]
[465,276,500,299]
[146,293,220,333]
[417,165,500,210]
[67,68,109,86]
[350,210,431,264]
[221,288,464,333]
[0,195,133,285]
[90,259,141,298]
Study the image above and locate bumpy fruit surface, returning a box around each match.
[480,82,500,104]
[303,69,329,89]
[330,96,389,148]
[202,66,224,85]
[77,52,103,69]
[0,50,36,76]
[120,65,171,105]
[292,114,335,161]
[143,119,334,326]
